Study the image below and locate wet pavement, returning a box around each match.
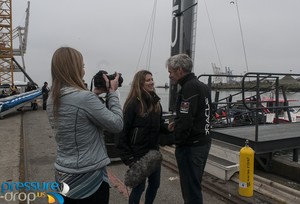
[0,105,230,204]
[3,103,298,203]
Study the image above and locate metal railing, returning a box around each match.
[199,72,300,131]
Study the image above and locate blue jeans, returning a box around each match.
[175,141,211,204]
[128,166,161,204]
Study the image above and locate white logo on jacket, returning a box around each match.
[180,102,189,113]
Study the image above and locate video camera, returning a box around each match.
[91,70,123,91]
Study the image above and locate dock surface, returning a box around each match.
[211,122,300,154]
[1,106,232,204]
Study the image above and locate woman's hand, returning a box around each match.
[103,72,120,92]
[93,87,107,95]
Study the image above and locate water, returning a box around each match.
[118,85,300,112]
[118,85,170,111]
[119,85,300,164]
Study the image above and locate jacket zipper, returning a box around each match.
[131,128,138,145]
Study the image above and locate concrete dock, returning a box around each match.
[0,104,229,204]
[2,103,299,203]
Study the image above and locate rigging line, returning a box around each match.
[233,0,249,73]
[135,0,157,72]
[203,0,223,69]
[175,2,198,17]
[135,21,151,72]
[146,0,157,71]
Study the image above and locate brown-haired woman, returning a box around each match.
[118,70,170,204]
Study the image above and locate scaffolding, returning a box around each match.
[0,0,13,85]
[0,0,30,85]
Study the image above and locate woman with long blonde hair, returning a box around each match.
[47,47,123,204]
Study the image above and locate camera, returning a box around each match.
[93,70,123,89]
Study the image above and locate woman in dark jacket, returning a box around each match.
[118,70,169,204]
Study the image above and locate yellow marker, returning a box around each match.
[47,194,56,203]
[239,140,254,197]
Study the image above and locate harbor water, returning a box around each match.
[118,85,300,112]
[119,85,300,165]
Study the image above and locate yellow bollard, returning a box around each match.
[239,140,254,197]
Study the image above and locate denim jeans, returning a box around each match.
[175,141,211,204]
[128,166,161,204]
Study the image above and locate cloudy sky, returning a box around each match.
[12,0,300,87]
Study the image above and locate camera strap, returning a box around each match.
[90,77,94,92]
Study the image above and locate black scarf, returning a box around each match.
[142,91,160,109]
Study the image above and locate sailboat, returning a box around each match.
[168,0,198,112]
[156,82,169,89]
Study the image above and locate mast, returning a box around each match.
[169,0,198,112]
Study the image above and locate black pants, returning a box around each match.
[42,95,48,110]
[62,181,109,204]
[43,97,47,110]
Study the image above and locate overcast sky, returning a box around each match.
[12,0,300,87]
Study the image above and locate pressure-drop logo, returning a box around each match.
[0,181,65,203]
[47,192,64,204]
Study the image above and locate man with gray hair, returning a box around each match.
[166,53,211,204]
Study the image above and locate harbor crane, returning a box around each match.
[0,0,30,85]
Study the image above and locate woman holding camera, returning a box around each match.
[118,70,170,204]
[47,47,123,204]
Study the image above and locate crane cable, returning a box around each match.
[135,0,157,72]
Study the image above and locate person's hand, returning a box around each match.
[93,87,107,95]
[168,122,175,132]
[103,72,119,92]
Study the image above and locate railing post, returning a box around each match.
[293,149,299,162]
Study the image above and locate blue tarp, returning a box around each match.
[0,89,42,112]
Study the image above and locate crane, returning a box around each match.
[0,0,30,85]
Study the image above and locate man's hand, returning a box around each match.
[168,122,175,132]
